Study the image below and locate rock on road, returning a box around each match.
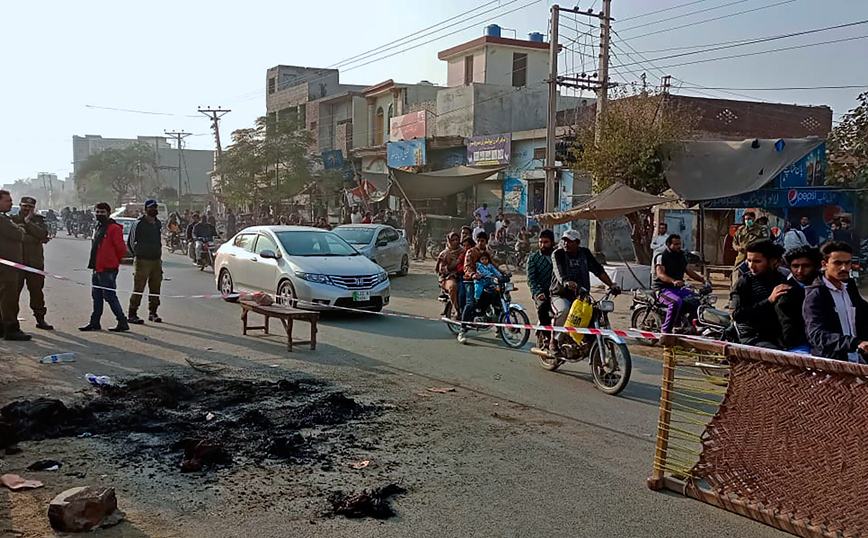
[0,234,787,538]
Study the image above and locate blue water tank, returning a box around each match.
[485,24,501,37]
[528,32,544,43]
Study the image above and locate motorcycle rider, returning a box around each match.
[550,229,619,350]
[436,232,463,319]
[186,212,201,260]
[192,214,218,265]
[653,234,708,333]
[527,229,555,343]
[457,231,499,345]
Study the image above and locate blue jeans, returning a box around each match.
[91,270,126,327]
[457,275,466,312]
[461,281,477,325]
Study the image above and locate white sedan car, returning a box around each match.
[214,226,390,312]
[332,224,410,276]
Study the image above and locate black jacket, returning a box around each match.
[803,276,868,361]
[775,275,809,350]
[128,216,162,260]
[731,270,788,346]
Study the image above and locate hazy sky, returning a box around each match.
[2,0,867,181]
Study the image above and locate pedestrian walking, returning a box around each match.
[13,196,53,330]
[0,189,31,341]
[79,202,130,332]
[226,208,237,238]
[127,200,163,324]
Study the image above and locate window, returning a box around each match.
[255,234,278,254]
[464,55,474,85]
[386,104,394,141]
[377,230,389,245]
[374,107,385,145]
[268,77,276,94]
[333,227,375,245]
[512,53,527,87]
[385,228,400,242]
[234,234,256,251]
[275,231,358,257]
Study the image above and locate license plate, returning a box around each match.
[353,291,371,301]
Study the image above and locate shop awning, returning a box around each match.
[536,182,676,224]
[663,138,824,203]
[391,166,503,200]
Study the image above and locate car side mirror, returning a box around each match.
[259,249,281,259]
[376,239,388,247]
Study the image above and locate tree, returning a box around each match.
[827,91,868,196]
[569,88,699,264]
[215,112,318,210]
[76,143,156,206]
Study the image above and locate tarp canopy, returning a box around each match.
[663,138,824,203]
[391,166,503,200]
[536,182,677,224]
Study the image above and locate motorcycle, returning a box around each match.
[166,229,183,253]
[195,238,217,271]
[630,284,732,343]
[531,289,632,395]
[46,219,58,238]
[441,274,531,349]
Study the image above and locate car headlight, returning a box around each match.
[294,272,333,285]
[376,271,389,284]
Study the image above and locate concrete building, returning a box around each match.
[71,134,215,197]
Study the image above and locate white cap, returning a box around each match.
[561,229,582,242]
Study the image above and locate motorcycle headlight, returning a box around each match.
[376,271,389,284]
[294,272,333,285]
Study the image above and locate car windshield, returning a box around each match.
[275,230,359,257]
[333,227,375,245]
[117,220,135,234]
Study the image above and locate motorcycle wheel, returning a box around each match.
[630,306,662,346]
[590,338,632,395]
[499,307,530,348]
[537,349,564,371]
[443,300,461,335]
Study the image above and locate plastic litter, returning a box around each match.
[40,353,75,364]
[85,373,111,386]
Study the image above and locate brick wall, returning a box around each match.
[336,122,352,155]
[409,100,438,138]
[266,83,310,114]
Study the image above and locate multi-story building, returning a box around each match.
[71,134,215,197]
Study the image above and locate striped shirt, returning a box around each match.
[526,250,553,297]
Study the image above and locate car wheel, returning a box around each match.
[396,255,409,277]
[277,280,297,308]
[220,270,237,303]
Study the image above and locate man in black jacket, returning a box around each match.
[127,200,163,324]
[730,240,788,348]
[775,246,821,353]
[803,241,868,362]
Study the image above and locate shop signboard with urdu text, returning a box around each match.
[466,133,511,166]
[390,111,426,141]
[387,139,426,168]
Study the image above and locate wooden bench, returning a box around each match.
[239,300,318,352]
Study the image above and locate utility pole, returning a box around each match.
[544,4,560,214]
[660,74,672,95]
[197,106,231,161]
[589,0,613,254]
[164,130,191,211]
[545,4,614,216]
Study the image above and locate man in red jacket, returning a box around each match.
[80,202,130,332]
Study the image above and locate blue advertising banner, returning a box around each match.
[774,143,826,188]
[502,177,527,215]
[466,133,511,166]
[387,139,426,168]
[703,188,853,210]
[321,149,345,170]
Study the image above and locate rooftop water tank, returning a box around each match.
[528,32,544,42]
[485,24,502,38]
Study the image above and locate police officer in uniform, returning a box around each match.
[0,189,31,340]
[14,196,53,330]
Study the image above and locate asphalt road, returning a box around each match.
[2,234,788,538]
